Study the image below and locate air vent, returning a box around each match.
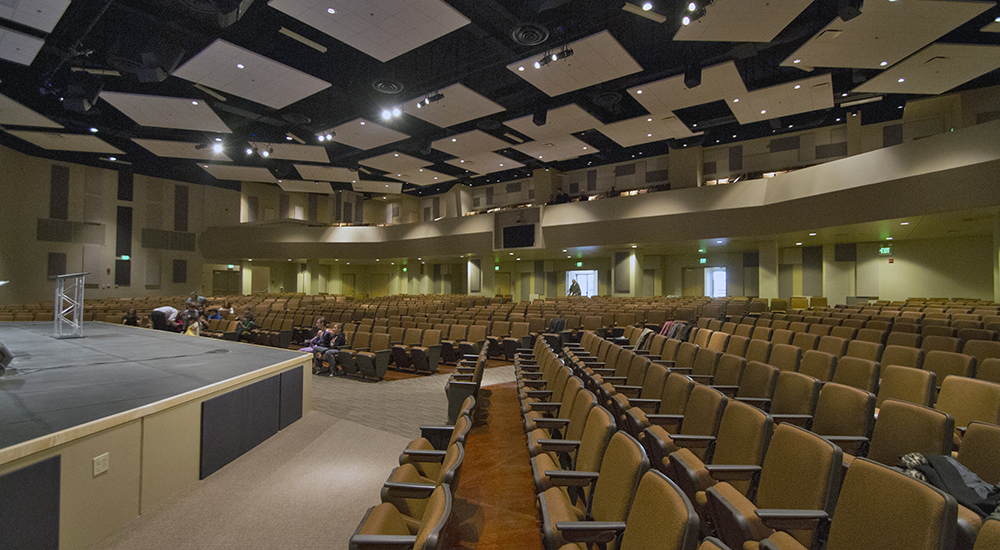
[477,119,502,131]
[281,113,311,125]
[511,23,549,46]
[592,91,621,109]
[371,79,405,94]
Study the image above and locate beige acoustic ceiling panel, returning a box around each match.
[0,0,71,33]
[674,0,813,43]
[268,0,469,62]
[599,113,698,148]
[173,40,331,109]
[245,141,330,163]
[132,139,233,161]
[513,135,596,162]
[0,27,44,66]
[983,17,1000,32]
[275,179,334,193]
[507,30,643,97]
[504,103,605,141]
[444,152,523,175]
[405,83,505,128]
[199,164,277,182]
[101,92,232,133]
[359,151,431,173]
[0,93,63,128]
[853,43,1000,95]
[392,167,454,186]
[353,180,403,194]
[7,131,124,153]
[782,0,993,70]
[431,129,511,157]
[331,118,410,151]
[729,74,834,124]
[293,165,360,183]
[628,61,748,115]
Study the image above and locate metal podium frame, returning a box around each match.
[53,272,89,339]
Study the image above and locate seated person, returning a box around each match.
[299,318,329,353]
[122,308,139,326]
[317,323,348,375]
[184,312,204,337]
[235,309,256,343]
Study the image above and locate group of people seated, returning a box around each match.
[298,317,348,375]
[141,293,235,337]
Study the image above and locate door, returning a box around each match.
[371,273,389,297]
[567,270,598,297]
[520,272,531,302]
[342,273,356,297]
[496,272,511,296]
[212,270,240,295]
[643,269,655,297]
[682,267,705,297]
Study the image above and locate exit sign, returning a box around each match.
[879,245,892,256]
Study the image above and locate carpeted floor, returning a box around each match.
[87,364,531,549]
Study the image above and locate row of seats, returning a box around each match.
[519,332,999,550]
[348,397,477,550]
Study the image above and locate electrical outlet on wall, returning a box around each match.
[93,452,109,476]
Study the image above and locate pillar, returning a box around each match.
[758,241,779,300]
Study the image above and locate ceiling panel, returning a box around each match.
[0,27,44,66]
[353,180,403,194]
[0,93,63,128]
[246,141,330,163]
[276,179,334,193]
[405,83,505,128]
[598,113,697,147]
[267,0,470,62]
[0,0,71,33]
[132,138,233,161]
[853,43,1000,95]
[331,118,410,150]
[199,164,277,182]
[674,0,813,43]
[504,103,605,141]
[507,30,643,97]
[729,74,835,124]
[628,61,748,115]
[100,92,232,133]
[360,151,430,173]
[431,129,510,157]
[172,40,332,109]
[293,164,359,182]
[782,0,993,70]
[513,135,595,162]
[392,167,454,186]
[444,152,523,174]
[7,131,124,153]
[983,18,1000,32]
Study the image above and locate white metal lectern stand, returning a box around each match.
[53,272,89,339]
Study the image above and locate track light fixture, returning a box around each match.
[534,46,573,69]
[315,129,335,142]
[245,143,273,158]
[682,0,712,25]
[381,106,403,120]
[415,91,445,108]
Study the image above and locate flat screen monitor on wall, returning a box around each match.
[503,224,535,248]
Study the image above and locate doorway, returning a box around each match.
[705,267,727,298]
[566,270,598,297]
[212,270,241,295]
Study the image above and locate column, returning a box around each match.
[758,241,779,300]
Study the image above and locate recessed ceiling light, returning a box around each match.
[518,66,524,71]
[900,222,909,225]
[809,232,817,236]
[692,123,698,127]
[327,7,335,13]
[796,242,803,246]
[394,153,398,156]
[793,59,801,64]
[733,98,739,103]
[732,134,736,138]
[898,78,905,83]
[382,110,391,120]
[760,110,766,114]
[452,138,457,142]
[794,85,801,90]
[563,249,567,252]
[191,101,199,105]
[887,237,893,240]
[647,133,652,137]
[89,127,98,132]
[109,156,116,161]
[836,118,841,122]
[880,61,888,67]
[717,240,722,244]
[636,90,643,94]
[643,2,653,10]
[632,245,637,248]
[360,121,365,125]
[647,118,652,122]
[392,107,401,117]
[236,63,245,69]
[499,163,504,166]
[842,93,848,97]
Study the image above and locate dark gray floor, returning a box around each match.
[0,323,306,449]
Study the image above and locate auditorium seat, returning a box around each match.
[356,333,392,380]
[887,331,924,349]
[934,376,1000,439]
[456,324,487,358]
[831,356,880,394]
[337,331,372,376]
[349,483,451,550]
[531,406,616,495]
[527,388,596,459]
[922,350,976,388]
[922,335,962,354]
[708,354,747,397]
[643,384,728,466]
[379,443,464,532]
[860,399,954,468]
[398,413,473,485]
[756,458,956,550]
[705,423,842,550]
[809,382,876,457]
[410,329,443,374]
[622,373,695,444]
[439,324,468,364]
[745,339,773,364]
[881,344,925,370]
[768,344,802,373]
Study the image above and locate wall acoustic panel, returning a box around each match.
[614,251,630,294]
[200,375,281,479]
[0,455,60,550]
[279,367,303,430]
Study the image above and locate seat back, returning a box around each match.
[886,331,922,348]
[575,406,618,476]
[868,399,954,466]
[751,327,772,341]
[831,356,880,394]
[691,348,722,379]
[816,336,848,358]
[798,350,837,381]
[657,373,696,417]
[744,339,772,364]
[619,471,700,550]
[922,335,961,354]
[679,385,728,439]
[768,343,802,372]
[881,345,925,369]
[420,329,442,346]
[353,331,372,350]
[660,338,682,362]
[846,340,883,362]
[979,357,1000,384]
[855,328,887,345]
[961,339,1000,364]
[413,484,453,550]
[934,376,1000,431]
[707,331,730,353]
[733,324,753,338]
[957,422,1000,486]
[876,365,935,408]
[674,342,699,371]
[466,324,486,342]
[826,458,957,550]
[705,399,774,495]
[810,382,875,456]
[402,328,423,346]
[591,432,650,523]
[712,354,746,388]
[769,371,822,418]
[769,329,793,345]
[448,324,468,340]
[923,350,975,385]
[693,328,712,349]
[737,361,780,400]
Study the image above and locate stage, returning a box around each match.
[0,322,311,550]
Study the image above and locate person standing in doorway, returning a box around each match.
[568,279,582,296]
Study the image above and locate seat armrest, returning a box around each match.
[518,361,539,367]
[646,414,683,426]
[736,397,771,408]
[602,376,627,384]
[652,360,675,368]
[545,470,600,487]
[524,390,552,399]
[629,398,660,413]
[614,385,642,398]
[520,372,543,380]
[754,509,829,532]
[579,356,600,363]
[555,521,628,544]
[517,348,534,353]
[538,439,581,453]
[528,402,561,413]
[689,374,715,383]
[400,449,446,462]
[704,464,762,481]
[670,434,716,448]
[455,366,475,373]
[769,414,813,425]
[821,435,869,445]
[523,379,547,388]
[669,367,693,374]
[451,374,473,382]
[382,481,436,499]
[418,425,455,447]
[349,535,417,550]
[590,368,615,376]
[710,384,739,397]
[534,417,571,430]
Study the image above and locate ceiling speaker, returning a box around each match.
[532,109,547,126]
[684,63,702,89]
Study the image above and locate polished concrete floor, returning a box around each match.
[0,322,305,448]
